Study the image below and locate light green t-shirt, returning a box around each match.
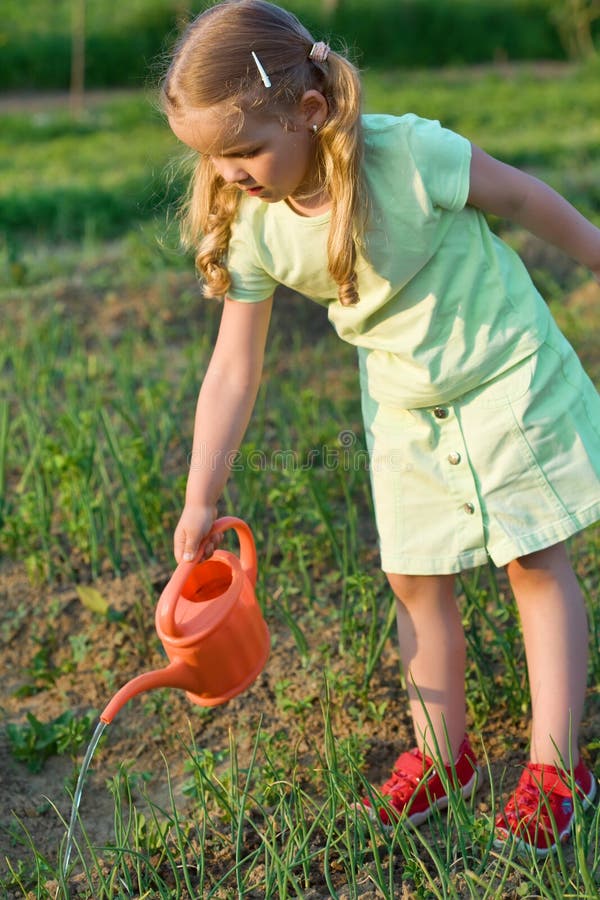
[226,113,550,407]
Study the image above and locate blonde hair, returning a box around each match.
[162,0,365,305]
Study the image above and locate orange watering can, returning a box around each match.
[100,517,269,724]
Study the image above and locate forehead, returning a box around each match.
[169,104,278,155]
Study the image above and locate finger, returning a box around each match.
[182,533,201,562]
[173,529,187,563]
[182,544,199,562]
[204,531,223,553]
[198,537,216,560]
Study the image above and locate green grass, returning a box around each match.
[12,712,600,898]
[0,97,182,241]
[1,65,600,898]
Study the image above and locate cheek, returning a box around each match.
[262,153,291,183]
[285,137,311,175]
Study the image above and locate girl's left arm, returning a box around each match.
[467,145,600,280]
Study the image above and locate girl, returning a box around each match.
[162,0,600,855]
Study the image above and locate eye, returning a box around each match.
[239,148,259,159]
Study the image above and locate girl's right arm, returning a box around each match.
[174,294,274,563]
[468,146,600,279]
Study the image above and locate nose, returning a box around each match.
[212,158,249,185]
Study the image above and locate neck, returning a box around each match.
[286,184,331,217]
[286,146,331,215]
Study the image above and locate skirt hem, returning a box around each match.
[381,505,600,576]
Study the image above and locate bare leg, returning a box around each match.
[506,543,589,768]
[387,572,465,764]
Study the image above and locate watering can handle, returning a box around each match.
[156,516,258,636]
[210,516,258,586]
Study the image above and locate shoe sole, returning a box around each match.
[493,772,598,857]
[364,766,481,830]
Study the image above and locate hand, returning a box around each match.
[173,503,219,564]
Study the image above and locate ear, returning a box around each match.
[298,90,329,131]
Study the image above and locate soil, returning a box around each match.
[1,249,599,897]
[0,555,550,896]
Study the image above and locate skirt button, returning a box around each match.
[463,502,475,515]
[433,406,448,419]
[447,451,461,465]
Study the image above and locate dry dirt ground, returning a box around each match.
[3,557,575,893]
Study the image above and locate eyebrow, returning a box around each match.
[215,142,261,158]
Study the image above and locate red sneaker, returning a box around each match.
[494,759,597,856]
[361,735,480,828]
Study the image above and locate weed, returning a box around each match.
[6,710,96,773]
[13,626,75,698]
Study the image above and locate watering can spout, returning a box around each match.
[100,662,195,724]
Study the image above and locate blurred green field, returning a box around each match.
[0,0,569,91]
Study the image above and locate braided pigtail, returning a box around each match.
[179,154,241,299]
[313,50,365,306]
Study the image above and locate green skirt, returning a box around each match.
[360,321,600,575]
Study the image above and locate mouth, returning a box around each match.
[240,183,264,196]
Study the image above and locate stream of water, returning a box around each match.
[61,719,108,879]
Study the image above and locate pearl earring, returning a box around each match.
[311,123,319,134]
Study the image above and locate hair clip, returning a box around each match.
[251,51,272,88]
[309,42,330,64]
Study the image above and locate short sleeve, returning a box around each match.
[405,116,472,212]
[225,209,278,303]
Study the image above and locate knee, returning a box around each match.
[386,571,454,606]
[387,572,425,604]
[506,543,570,594]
